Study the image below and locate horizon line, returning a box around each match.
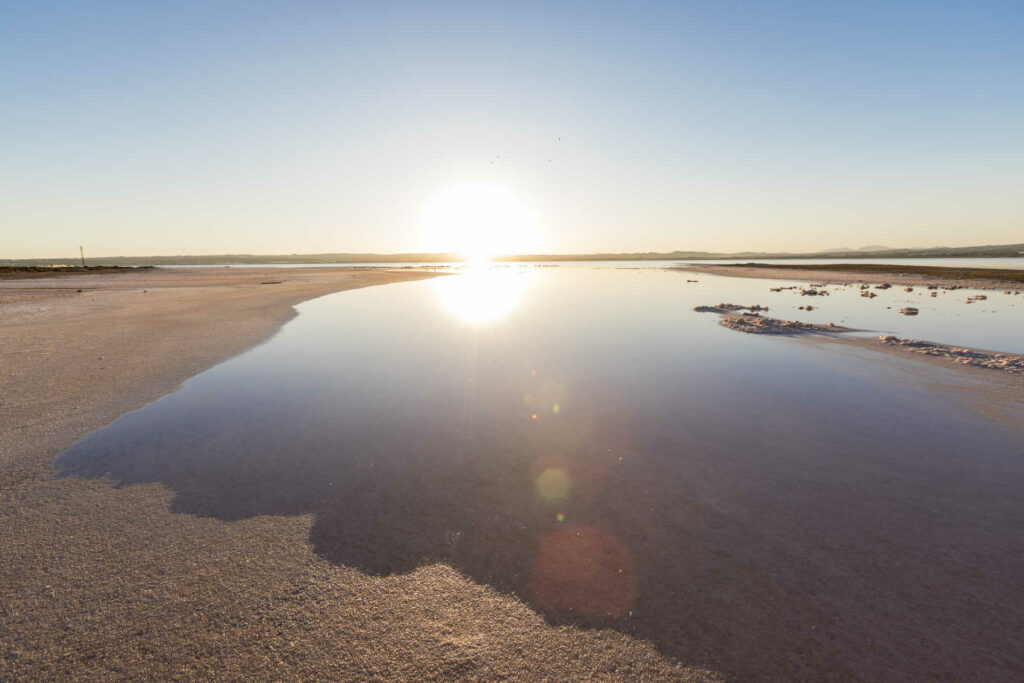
[4,242,1024,265]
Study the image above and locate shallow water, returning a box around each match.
[57,268,1024,680]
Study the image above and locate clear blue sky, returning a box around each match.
[2,1,1022,257]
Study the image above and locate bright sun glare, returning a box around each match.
[421,181,539,263]
[435,266,527,324]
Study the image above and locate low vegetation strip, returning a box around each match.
[726,263,1024,283]
[0,266,153,280]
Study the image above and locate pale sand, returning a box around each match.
[0,267,715,681]
[677,263,1024,290]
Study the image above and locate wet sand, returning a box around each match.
[0,267,713,681]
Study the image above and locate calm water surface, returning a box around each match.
[58,268,1024,680]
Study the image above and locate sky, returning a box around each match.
[2,0,1022,258]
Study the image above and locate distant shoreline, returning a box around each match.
[4,242,1023,267]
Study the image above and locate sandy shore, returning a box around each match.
[0,267,715,681]
[677,263,1024,290]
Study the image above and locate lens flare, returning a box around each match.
[536,467,571,503]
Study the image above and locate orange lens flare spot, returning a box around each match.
[531,525,636,620]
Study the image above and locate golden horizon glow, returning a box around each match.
[420,181,540,264]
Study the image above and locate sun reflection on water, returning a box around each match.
[434,265,528,324]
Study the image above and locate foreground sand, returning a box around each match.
[0,267,715,680]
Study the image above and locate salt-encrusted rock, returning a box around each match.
[694,303,768,314]
[714,313,851,336]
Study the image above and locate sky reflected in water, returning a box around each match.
[56,268,1024,680]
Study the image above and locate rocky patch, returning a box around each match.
[694,305,850,335]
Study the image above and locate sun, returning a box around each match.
[420,181,539,263]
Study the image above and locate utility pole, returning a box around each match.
[79,245,86,267]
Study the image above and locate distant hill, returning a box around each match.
[495,243,1024,262]
[4,243,1023,266]
[823,245,892,253]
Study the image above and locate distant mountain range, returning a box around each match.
[4,243,1024,266]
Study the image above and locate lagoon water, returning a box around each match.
[57,267,1024,680]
